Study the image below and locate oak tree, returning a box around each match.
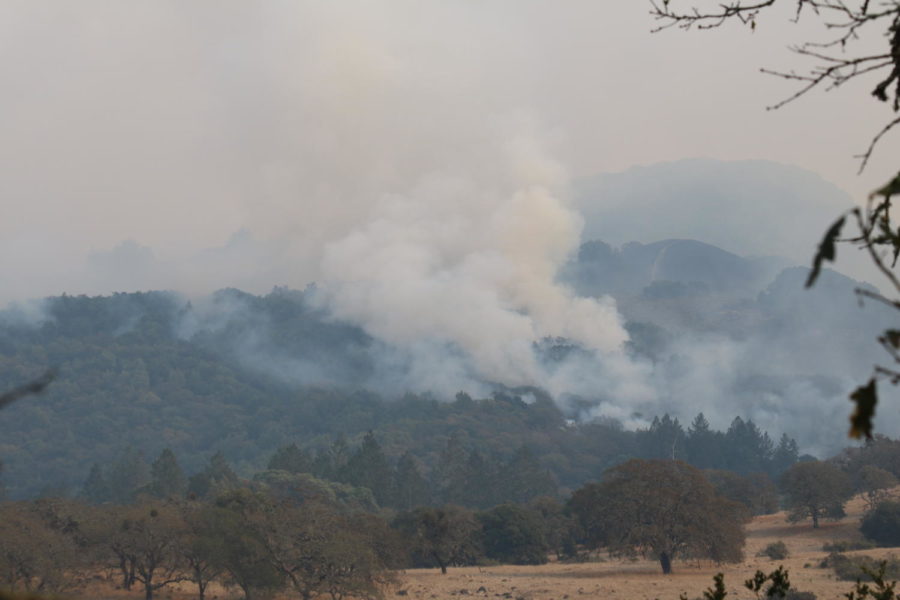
[780,460,853,528]
[393,505,483,574]
[569,459,747,574]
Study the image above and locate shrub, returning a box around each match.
[785,592,816,600]
[477,504,549,566]
[860,500,900,546]
[826,553,900,581]
[822,540,875,552]
[758,541,789,560]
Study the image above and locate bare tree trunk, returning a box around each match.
[659,552,672,575]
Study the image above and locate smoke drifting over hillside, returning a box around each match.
[2,2,897,455]
[315,130,631,393]
[0,3,649,404]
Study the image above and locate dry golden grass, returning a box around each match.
[398,494,898,600]
[59,491,898,600]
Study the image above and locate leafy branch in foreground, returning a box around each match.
[650,1,900,171]
[807,178,900,438]
[649,0,900,439]
[844,562,898,600]
[684,564,895,600]
[680,572,728,600]
[745,565,791,599]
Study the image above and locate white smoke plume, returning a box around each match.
[316,122,629,391]
[3,1,896,454]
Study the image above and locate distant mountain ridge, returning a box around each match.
[563,237,789,298]
[574,158,852,265]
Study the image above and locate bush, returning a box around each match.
[758,541,789,560]
[785,592,816,600]
[477,504,549,565]
[821,540,875,552]
[860,500,900,546]
[825,553,900,581]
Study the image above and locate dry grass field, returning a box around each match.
[398,494,897,600]
[62,493,897,600]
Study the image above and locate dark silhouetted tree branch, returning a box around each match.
[650,0,900,439]
[650,0,900,173]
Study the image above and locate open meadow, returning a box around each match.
[63,492,897,600]
[397,495,897,600]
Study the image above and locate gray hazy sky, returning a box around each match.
[1,1,896,301]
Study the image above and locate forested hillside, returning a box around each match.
[0,237,886,500]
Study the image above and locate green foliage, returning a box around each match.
[253,470,377,512]
[839,437,900,480]
[745,566,792,599]
[79,463,109,504]
[707,470,779,516]
[187,452,239,500]
[478,504,549,565]
[204,492,287,599]
[780,461,853,528]
[861,502,900,547]
[823,541,876,553]
[569,459,746,574]
[106,447,149,504]
[390,451,430,510]
[341,432,392,506]
[528,496,578,560]
[0,501,82,594]
[179,502,226,600]
[0,490,398,600]
[146,448,186,499]
[393,505,483,573]
[857,466,899,511]
[0,289,801,504]
[267,443,312,474]
[680,570,820,600]
[826,554,900,582]
[844,561,898,600]
[758,542,789,561]
[680,572,728,600]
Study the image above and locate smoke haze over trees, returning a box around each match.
[1,208,896,499]
[3,3,900,597]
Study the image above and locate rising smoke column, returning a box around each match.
[316,122,632,394]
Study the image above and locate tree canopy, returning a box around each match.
[568,459,747,574]
[780,460,853,528]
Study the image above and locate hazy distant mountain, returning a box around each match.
[564,237,888,368]
[575,158,852,266]
[562,238,789,298]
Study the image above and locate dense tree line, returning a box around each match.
[72,424,794,517]
[0,457,762,599]
[0,289,802,499]
[0,465,741,597]
[569,459,747,574]
[772,436,900,542]
[0,493,399,600]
